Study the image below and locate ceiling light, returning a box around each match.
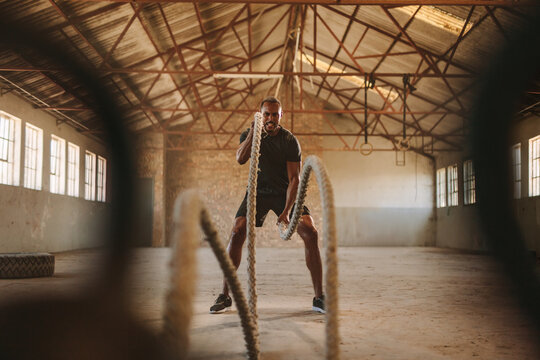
[300,52,400,103]
[396,6,474,35]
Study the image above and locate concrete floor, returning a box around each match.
[1,247,539,359]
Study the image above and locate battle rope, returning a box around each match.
[163,109,340,360]
[163,190,259,360]
[246,112,264,340]
[248,113,340,360]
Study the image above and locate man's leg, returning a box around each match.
[296,215,323,298]
[210,216,247,313]
[222,216,247,296]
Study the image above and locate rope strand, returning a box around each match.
[246,112,263,333]
[279,156,340,359]
[247,116,339,359]
[163,190,259,359]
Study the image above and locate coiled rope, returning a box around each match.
[247,113,340,360]
[163,190,259,360]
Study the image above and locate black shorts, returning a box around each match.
[235,192,310,227]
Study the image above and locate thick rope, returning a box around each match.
[162,191,199,359]
[163,190,259,360]
[164,111,339,360]
[246,112,263,332]
[246,114,339,359]
[306,157,340,360]
[278,156,340,360]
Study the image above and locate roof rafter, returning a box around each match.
[49,0,163,129]
[381,6,466,111]
[72,0,535,6]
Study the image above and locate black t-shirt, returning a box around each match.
[240,126,301,195]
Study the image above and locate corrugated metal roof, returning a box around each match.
[0,1,537,153]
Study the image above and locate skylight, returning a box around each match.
[300,52,400,103]
[396,6,474,35]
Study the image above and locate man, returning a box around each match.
[210,96,325,314]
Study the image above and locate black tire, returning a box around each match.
[0,253,55,279]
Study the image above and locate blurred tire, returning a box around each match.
[0,253,55,278]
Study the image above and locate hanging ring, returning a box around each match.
[359,142,373,156]
[396,138,411,151]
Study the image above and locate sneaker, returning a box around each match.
[312,295,325,314]
[209,293,232,314]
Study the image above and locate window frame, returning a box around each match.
[529,135,540,197]
[436,167,447,208]
[0,110,21,186]
[463,159,476,205]
[96,155,106,202]
[447,164,459,207]
[50,134,66,195]
[511,143,521,199]
[67,142,80,197]
[23,123,43,190]
[84,150,96,201]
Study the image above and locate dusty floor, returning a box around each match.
[1,247,539,359]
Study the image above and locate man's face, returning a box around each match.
[260,102,282,134]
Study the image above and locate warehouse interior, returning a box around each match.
[0,1,539,359]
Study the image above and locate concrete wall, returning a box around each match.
[435,113,540,252]
[511,114,540,253]
[323,150,435,246]
[0,92,110,252]
[434,151,487,251]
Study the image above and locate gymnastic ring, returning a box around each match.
[396,138,410,151]
[359,142,373,156]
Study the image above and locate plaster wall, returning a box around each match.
[435,113,540,252]
[511,114,540,253]
[322,150,435,246]
[0,92,110,252]
[434,151,487,251]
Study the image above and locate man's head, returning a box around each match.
[259,96,282,135]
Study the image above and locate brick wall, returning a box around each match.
[165,94,325,248]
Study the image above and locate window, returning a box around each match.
[67,143,80,197]
[530,135,540,197]
[84,150,96,201]
[436,168,446,208]
[24,123,43,190]
[447,164,458,206]
[96,156,106,202]
[512,143,521,199]
[463,160,476,205]
[0,111,21,186]
[50,135,66,194]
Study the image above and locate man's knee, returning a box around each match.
[230,217,247,244]
[298,216,318,243]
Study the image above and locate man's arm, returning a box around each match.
[277,161,301,225]
[236,126,253,164]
